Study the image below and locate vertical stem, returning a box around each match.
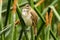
[45,25,50,40]
[18,29,23,40]
[11,0,18,40]
[11,14,16,40]
[0,0,2,31]
[0,0,5,40]
[31,26,34,40]
[24,30,29,40]
[4,0,12,26]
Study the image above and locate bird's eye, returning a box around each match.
[26,5,29,7]
[26,4,29,7]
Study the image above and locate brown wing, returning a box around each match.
[30,9,38,25]
[30,8,38,36]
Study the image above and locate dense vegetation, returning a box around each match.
[0,0,60,40]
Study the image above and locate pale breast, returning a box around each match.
[22,9,32,26]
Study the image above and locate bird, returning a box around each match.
[21,4,38,36]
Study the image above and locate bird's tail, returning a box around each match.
[32,25,37,36]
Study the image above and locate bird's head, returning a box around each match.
[22,4,30,16]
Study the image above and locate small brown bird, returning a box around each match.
[22,4,38,36]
